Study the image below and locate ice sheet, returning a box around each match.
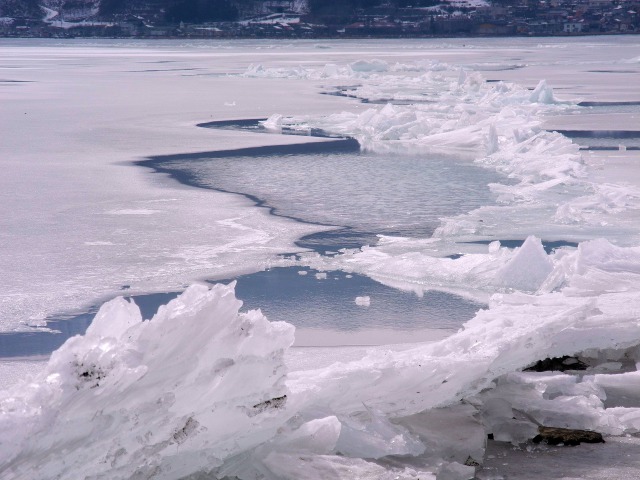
[0,357,47,389]
[2,37,640,479]
[1,41,349,331]
[2,37,639,331]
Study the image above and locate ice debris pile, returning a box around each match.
[296,235,558,303]
[3,237,640,479]
[0,283,295,479]
[257,59,640,245]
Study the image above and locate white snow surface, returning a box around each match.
[0,40,343,331]
[2,37,640,478]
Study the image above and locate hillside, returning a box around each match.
[0,0,311,23]
[0,0,491,24]
[1,0,637,38]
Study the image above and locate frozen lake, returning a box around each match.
[1,36,640,480]
[144,137,507,244]
[1,37,639,333]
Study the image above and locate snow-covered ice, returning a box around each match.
[0,40,345,332]
[355,295,371,306]
[1,36,640,478]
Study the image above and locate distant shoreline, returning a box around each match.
[3,31,639,40]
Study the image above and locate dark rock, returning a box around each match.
[464,456,481,467]
[524,356,588,372]
[249,395,287,416]
[74,361,106,389]
[532,426,605,446]
[173,416,199,445]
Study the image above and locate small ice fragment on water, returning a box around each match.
[298,270,308,276]
[262,114,283,132]
[593,361,623,373]
[528,79,556,104]
[336,408,425,458]
[315,272,327,280]
[486,124,499,155]
[26,318,47,328]
[457,68,466,86]
[106,209,159,215]
[346,275,353,279]
[321,63,339,78]
[488,241,501,253]
[496,236,552,291]
[355,296,371,307]
[481,397,536,445]
[349,59,389,72]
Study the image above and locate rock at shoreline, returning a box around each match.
[532,426,605,446]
